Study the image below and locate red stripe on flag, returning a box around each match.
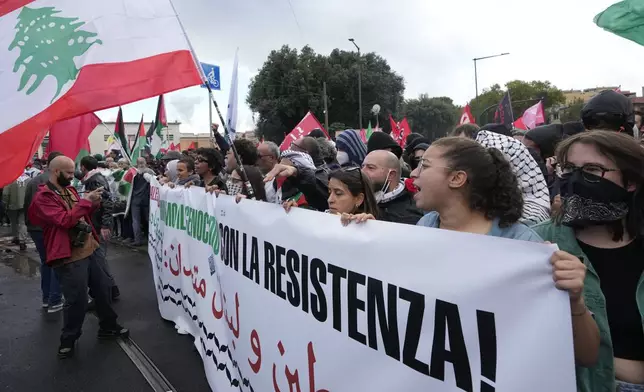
[0,50,201,187]
[0,0,34,17]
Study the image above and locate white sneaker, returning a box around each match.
[48,302,64,313]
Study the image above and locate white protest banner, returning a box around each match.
[147,179,576,392]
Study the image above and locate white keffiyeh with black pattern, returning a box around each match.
[476,130,551,225]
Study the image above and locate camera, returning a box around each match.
[70,221,92,248]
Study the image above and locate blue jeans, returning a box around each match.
[617,381,644,391]
[29,230,62,305]
[131,204,149,243]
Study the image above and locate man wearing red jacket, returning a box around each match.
[28,156,128,359]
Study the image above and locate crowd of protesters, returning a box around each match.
[4,88,644,391]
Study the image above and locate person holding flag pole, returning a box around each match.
[163,0,256,198]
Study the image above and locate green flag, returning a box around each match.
[130,115,147,162]
[595,0,644,46]
[366,121,373,141]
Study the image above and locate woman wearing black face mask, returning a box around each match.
[533,131,644,392]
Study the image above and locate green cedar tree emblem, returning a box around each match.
[8,6,102,102]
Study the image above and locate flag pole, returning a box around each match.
[100,122,131,163]
[208,90,214,142]
[167,0,255,199]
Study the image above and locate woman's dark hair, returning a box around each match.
[555,130,644,241]
[235,165,267,201]
[178,157,195,173]
[450,123,480,139]
[196,147,224,175]
[328,168,379,218]
[80,155,98,171]
[233,139,259,166]
[433,137,523,227]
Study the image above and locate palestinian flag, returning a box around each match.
[119,166,137,215]
[114,107,130,158]
[149,95,167,158]
[0,0,203,188]
[130,116,146,161]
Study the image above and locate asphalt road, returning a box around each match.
[0,231,211,392]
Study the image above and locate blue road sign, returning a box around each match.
[200,62,221,90]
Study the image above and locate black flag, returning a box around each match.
[494,91,514,127]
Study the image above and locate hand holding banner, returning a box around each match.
[148,180,576,392]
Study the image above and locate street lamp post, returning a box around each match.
[349,38,363,131]
[473,52,510,98]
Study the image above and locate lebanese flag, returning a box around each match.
[0,0,203,187]
[45,112,101,162]
[521,101,545,130]
[389,115,412,148]
[459,104,476,125]
[279,111,328,152]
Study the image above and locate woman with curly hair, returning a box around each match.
[412,137,540,240]
[412,136,600,368]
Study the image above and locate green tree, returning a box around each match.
[247,45,405,143]
[469,80,565,125]
[559,97,585,123]
[402,95,460,142]
[9,6,102,102]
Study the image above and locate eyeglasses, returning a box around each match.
[195,156,206,163]
[556,163,618,183]
[416,159,451,174]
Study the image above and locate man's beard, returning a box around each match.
[371,179,386,192]
[57,173,72,187]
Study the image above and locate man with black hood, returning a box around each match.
[581,89,636,136]
[290,136,330,195]
[79,156,119,300]
[524,124,563,161]
[523,124,564,200]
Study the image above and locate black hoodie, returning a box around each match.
[367,132,403,159]
[524,124,563,159]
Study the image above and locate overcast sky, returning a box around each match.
[97,0,644,134]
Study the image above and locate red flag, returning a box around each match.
[521,101,545,129]
[390,115,411,148]
[188,141,196,150]
[513,117,527,130]
[459,104,476,125]
[46,113,101,160]
[279,111,329,151]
